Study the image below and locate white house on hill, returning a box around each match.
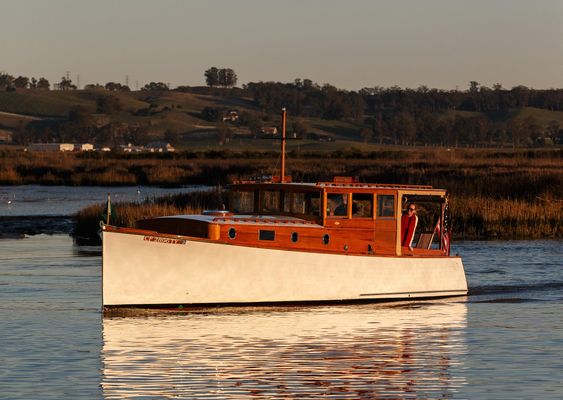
[146,142,175,152]
[28,143,75,152]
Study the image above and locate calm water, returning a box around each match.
[0,235,561,399]
[0,185,207,217]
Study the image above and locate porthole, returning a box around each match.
[228,228,236,239]
[291,232,299,243]
[323,234,330,245]
[344,245,348,251]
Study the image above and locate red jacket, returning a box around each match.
[401,213,418,247]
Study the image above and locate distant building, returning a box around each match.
[261,127,278,136]
[146,141,175,153]
[28,143,75,152]
[99,147,112,152]
[74,143,94,151]
[120,143,145,153]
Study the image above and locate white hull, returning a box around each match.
[102,230,468,307]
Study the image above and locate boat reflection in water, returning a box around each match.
[101,301,467,399]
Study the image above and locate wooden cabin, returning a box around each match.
[136,177,450,258]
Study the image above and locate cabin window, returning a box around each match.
[291,232,298,242]
[283,192,306,214]
[259,230,275,241]
[231,191,254,214]
[377,195,395,218]
[261,190,280,213]
[326,193,348,217]
[352,193,373,218]
[228,228,236,239]
[306,192,321,216]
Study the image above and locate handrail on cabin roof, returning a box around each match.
[317,182,434,189]
[231,181,435,190]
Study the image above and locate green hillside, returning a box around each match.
[0,88,562,150]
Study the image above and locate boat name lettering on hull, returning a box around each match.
[143,236,187,245]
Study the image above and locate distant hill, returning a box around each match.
[0,87,561,150]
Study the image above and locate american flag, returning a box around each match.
[435,199,451,256]
[442,199,451,256]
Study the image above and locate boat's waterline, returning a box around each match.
[102,230,468,308]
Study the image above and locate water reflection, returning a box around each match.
[102,301,467,399]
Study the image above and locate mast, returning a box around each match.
[280,107,287,183]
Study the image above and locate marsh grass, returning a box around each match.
[3,147,560,240]
[452,197,562,239]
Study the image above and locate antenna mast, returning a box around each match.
[280,107,287,183]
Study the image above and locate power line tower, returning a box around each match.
[76,74,80,89]
[125,75,129,87]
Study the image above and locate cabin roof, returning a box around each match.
[230,181,442,193]
[141,214,318,227]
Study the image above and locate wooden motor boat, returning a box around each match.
[102,110,467,310]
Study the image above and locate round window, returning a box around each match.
[323,234,330,245]
[228,228,236,239]
[291,232,298,243]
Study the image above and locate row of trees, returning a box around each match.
[0,73,50,90]
[360,112,560,147]
[245,79,563,119]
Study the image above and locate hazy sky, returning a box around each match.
[2,0,562,90]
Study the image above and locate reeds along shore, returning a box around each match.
[0,148,561,198]
[1,147,560,240]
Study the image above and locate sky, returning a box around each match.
[1,0,563,91]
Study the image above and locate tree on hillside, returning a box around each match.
[14,76,29,88]
[64,106,95,142]
[201,106,222,122]
[468,81,480,93]
[105,82,130,91]
[96,95,123,115]
[292,120,308,138]
[205,67,237,87]
[56,76,76,90]
[372,112,385,144]
[389,111,416,145]
[218,68,237,87]
[0,73,14,90]
[204,67,220,87]
[141,82,169,91]
[37,78,50,90]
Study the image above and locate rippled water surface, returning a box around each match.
[0,235,562,399]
